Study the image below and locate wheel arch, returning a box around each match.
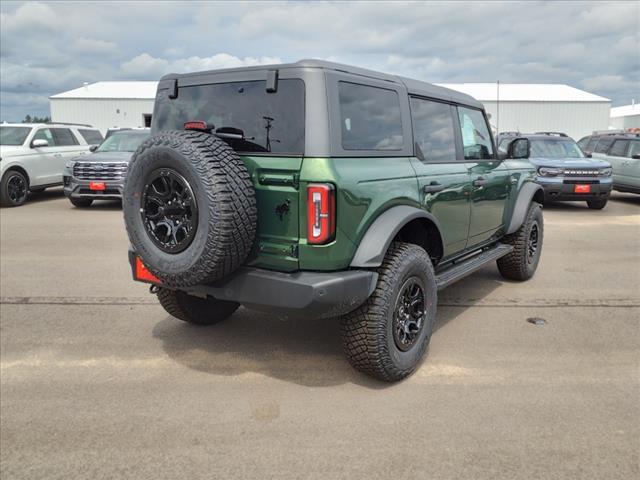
[2,165,31,186]
[506,182,544,234]
[350,205,444,268]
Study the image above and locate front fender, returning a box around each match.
[505,182,544,234]
[350,205,443,268]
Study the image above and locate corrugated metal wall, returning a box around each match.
[482,101,610,140]
[610,115,640,129]
[50,98,155,134]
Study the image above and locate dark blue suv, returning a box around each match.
[497,132,612,209]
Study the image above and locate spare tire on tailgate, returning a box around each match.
[123,130,257,287]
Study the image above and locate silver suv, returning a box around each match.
[0,123,103,207]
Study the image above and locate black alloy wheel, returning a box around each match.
[5,172,28,206]
[392,277,426,352]
[141,168,198,254]
[527,222,539,265]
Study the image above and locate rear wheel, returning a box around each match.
[157,287,239,325]
[341,242,437,382]
[69,197,93,208]
[497,202,543,281]
[0,170,29,207]
[587,198,608,210]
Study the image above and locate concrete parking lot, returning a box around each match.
[1,189,639,479]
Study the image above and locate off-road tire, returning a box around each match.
[157,287,239,326]
[587,198,608,210]
[341,242,437,382]
[123,130,257,287]
[69,197,93,208]
[0,170,29,207]
[497,202,543,281]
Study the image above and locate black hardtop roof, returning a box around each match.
[159,59,483,109]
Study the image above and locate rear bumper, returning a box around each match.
[63,175,124,200]
[128,250,378,319]
[537,177,612,201]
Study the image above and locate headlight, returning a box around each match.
[600,167,612,177]
[538,167,562,176]
[65,160,76,169]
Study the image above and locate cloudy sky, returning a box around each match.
[1,0,638,121]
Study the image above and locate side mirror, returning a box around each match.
[632,154,640,160]
[509,138,530,159]
[31,139,49,148]
[89,145,99,152]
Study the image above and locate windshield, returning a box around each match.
[97,131,150,152]
[530,139,584,158]
[0,126,32,146]
[152,79,305,155]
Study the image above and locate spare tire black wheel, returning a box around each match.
[123,130,257,287]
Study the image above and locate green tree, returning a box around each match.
[22,115,50,123]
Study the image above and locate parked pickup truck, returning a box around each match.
[123,60,545,381]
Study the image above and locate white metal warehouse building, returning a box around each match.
[50,82,157,135]
[610,104,640,130]
[51,80,611,140]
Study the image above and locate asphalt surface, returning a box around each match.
[1,189,639,479]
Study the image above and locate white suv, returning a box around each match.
[0,123,103,207]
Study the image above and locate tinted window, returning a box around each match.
[629,141,640,157]
[32,128,56,146]
[0,126,31,146]
[97,131,150,152]
[153,79,305,154]
[51,128,79,146]
[530,139,584,158]
[609,140,630,157]
[577,136,590,149]
[585,137,598,152]
[79,129,104,145]
[457,106,494,160]
[594,137,614,153]
[338,82,403,150]
[409,97,455,162]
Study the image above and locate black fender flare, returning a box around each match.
[505,182,544,234]
[350,205,444,268]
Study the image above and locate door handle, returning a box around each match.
[53,153,62,157]
[423,181,445,194]
[473,177,487,187]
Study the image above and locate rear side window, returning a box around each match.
[79,129,104,145]
[585,137,598,152]
[629,140,640,157]
[153,79,305,155]
[594,137,614,154]
[608,140,629,157]
[51,128,79,146]
[32,128,56,146]
[409,97,456,162]
[456,106,494,160]
[338,82,403,150]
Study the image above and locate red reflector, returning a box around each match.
[575,184,591,193]
[135,257,161,284]
[89,181,105,191]
[184,121,210,132]
[307,183,336,245]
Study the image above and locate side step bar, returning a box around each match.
[435,244,513,290]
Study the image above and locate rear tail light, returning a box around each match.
[184,121,211,132]
[307,184,335,244]
[134,257,161,284]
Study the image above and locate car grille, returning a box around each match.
[562,169,601,176]
[73,162,128,181]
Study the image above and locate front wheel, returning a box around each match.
[157,287,239,326]
[0,170,29,207]
[341,242,437,382]
[587,198,608,210]
[69,197,93,208]
[497,202,543,281]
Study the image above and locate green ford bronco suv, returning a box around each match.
[123,60,544,382]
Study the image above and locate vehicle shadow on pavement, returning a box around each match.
[22,188,65,205]
[152,268,503,388]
